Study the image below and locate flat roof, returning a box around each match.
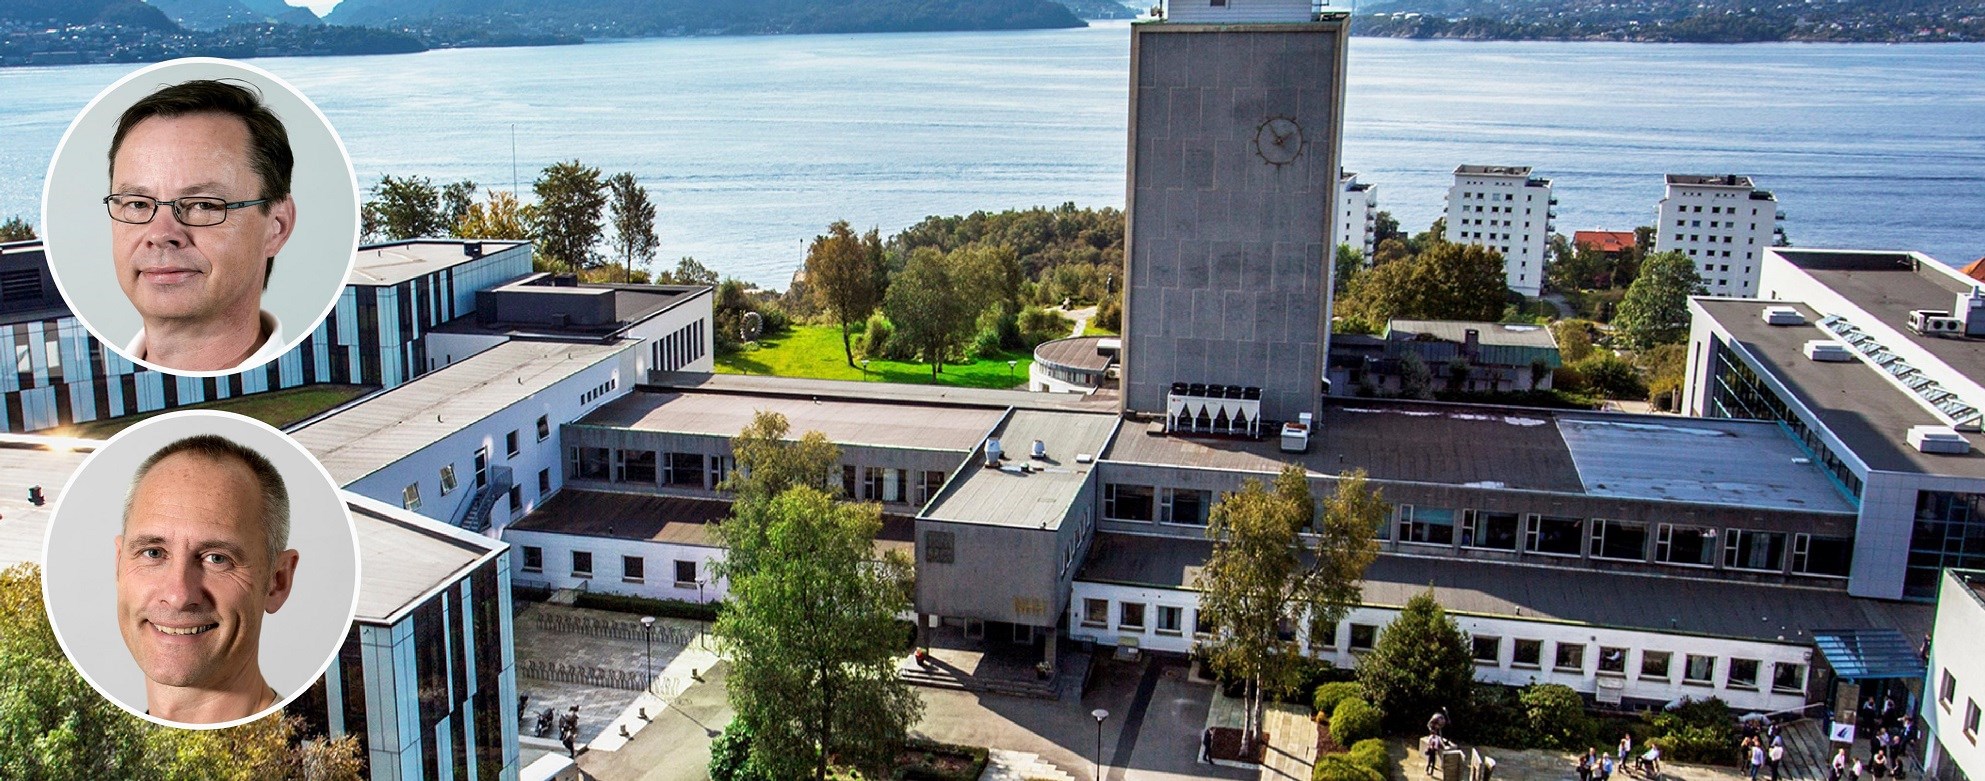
[1697,299,1985,478]
[431,275,707,339]
[506,490,914,556]
[647,372,1122,413]
[1387,320,1558,349]
[1032,336,1116,373]
[578,390,1006,453]
[293,339,635,484]
[1079,533,1930,643]
[1455,165,1531,177]
[0,440,91,569]
[1667,174,1756,188]
[923,410,1120,530]
[348,239,530,287]
[1106,400,1853,510]
[1775,250,1985,377]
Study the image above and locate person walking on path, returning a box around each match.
[1767,741,1784,781]
[1748,741,1766,781]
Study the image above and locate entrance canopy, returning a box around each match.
[1812,629,1926,681]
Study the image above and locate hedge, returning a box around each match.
[897,737,990,781]
[573,592,722,622]
[1314,682,1365,716]
[1331,697,1384,746]
[1312,755,1383,781]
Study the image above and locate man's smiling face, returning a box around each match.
[108,112,292,330]
[114,450,292,692]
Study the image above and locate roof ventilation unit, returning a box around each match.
[1908,309,1963,337]
[983,438,1003,468]
[1907,425,1972,455]
[1761,307,1805,326]
[1803,341,1854,362]
[1030,439,1047,459]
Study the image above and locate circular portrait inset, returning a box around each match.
[41,411,361,729]
[40,57,358,377]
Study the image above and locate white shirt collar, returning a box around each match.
[125,310,285,372]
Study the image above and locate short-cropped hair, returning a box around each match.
[123,434,290,561]
[108,79,293,204]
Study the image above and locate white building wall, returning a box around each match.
[1922,571,1985,780]
[1336,172,1378,261]
[1444,170,1552,298]
[1655,180,1778,297]
[504,529,729,604]
[1069,579,1815,712]
[425,332,510,373]
[1164,0,1315,22]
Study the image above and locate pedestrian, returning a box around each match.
[1873,748,1891,778]
[1850,757,1865,781]
[1599,754,1614,781]
[1427,735,1445,776]
[1832,748,1849,781]
[1749,741,1766,781]
[1619,733,1633,767]
[1577,749,1594,781]
[1768,741,1785,781]
[1640,744,1662,777]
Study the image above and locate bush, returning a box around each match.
[1291,657,1356,699]
[1650,697,1737,765]
[1094,293,1121,331]
[1314,682,1365,715]
[1347,738,1389,775]
[1459,683,1531,749]
[1332,697,1384,746]
[858,312,894,360]
[1574,352,1647,400]
[897,737,990,781]
[1519,683,1592,750]
[574,592,721,622]
[1311,755,1383,781]
[709,720,768,781]
[1016,306,1074,347]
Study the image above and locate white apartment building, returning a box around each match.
[1337,171,1378,261]
[1444,165,1554,298]
[1923,569,1984,781]
[1655,174,1781,296]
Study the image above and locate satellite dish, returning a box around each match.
[740,311,764,342]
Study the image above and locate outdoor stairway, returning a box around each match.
[897,657,1061,700]
[980,749,1076,781]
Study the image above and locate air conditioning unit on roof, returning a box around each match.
[1907,425,1971,455]
[1803,341,1853,362]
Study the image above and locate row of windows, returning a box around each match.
[1674,219,1761,231]
[1672,203,1763,216]
[521,545,700,585]
[1907,491,1985,599]
[1103,483,1211,525]
[1459,191,1525,201]
[1673,233,1756,246]
[1938,668,1984,744]
[655,320,706,373]
[1396,505,1851,576]
[1707,343,1865,499]
[580,376,618,406]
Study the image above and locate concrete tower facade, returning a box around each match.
[1120,1,1349,427]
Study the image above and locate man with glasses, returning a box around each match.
[106,79,295,372]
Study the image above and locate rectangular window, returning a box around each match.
[1944,670,1959,708]
[1467,511,1520,550]
[1526,514,1583,556]
[1590,519,1648,561]
[924,530,955,564]
[536,415,550,441]
[1471,636,1501,664]
[1399,505,1456,545]
[1597,647,1627,675]
[1966,699,1980,741]
[674,560,697,585]
[1348,624,1377,651]
[1311,620,1338,650]
[1157,605,1183,635]
[1554,643,1585,673]
[618,449,657,485]
[539,468,551,495]
[1684,654,1715,684]
[438,464,458,496]
[571,551,593,578]
[1727,658,1760,689]
[1723,529,1787,572]
[507,485,521,513]
[522,545,542,573]
[622,555,645,583]
[1513,639,1542,668]
[1772,662,1806,693]
[1656,524,1717,567]
[1103,483,1155,522]
[1641,651,1672,680]
[841,464,859,499]
[1119,602,1145,631]
[1159,488,1210,525]
[663,452,703,488]
[1082,598,1108,628]
[569,447,610,480]
[402,483,422,511]
[473,446,489,489]
[709,456,734,489]
[1792,534,1852,577]
[919,470,946,505]
[505,430,519,458]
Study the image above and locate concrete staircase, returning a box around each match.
[980,749,1076,781]
[898,659,1061,700]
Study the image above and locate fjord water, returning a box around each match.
[2,21,1980,288]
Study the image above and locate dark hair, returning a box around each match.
[107,79,293,204]
[122,434,291,561]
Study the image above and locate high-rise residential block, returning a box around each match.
[1443,165,1554,298]
[1655,174,1781,297]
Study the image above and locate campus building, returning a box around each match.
[1922,569,1984,781]
[1654,174,1782,296]
[0,436,521,781]
[1443,165,1555,298]
[1683,248,1985,600]
[1337,171,1379,260]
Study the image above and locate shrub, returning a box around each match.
[1016,306,1074,347]
[1314,682,1365,715]
[1311,755,1383,781]
[1574,353,1646,400]
[1290,657,1356,700]
[1519,683,1592,750]
[1357,590,1474,734]
[897,737,990,781]
[1347,738,1390,776]
[709,720,768,781]
[574,592,721,622]
[1332,697,1384,746]
[858,312,894,360]
[1460,683,1532,748]
[1650,697,1736,765]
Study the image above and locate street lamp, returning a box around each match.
[640,616,656,692]
[1008,359,1017,383]
[862,359,871,380]
[1091,708,1109,780]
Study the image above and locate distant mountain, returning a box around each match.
[0,0,178,29]
[144,0,316,30]
[1050,0,1142,19]
[1355,0,1985,42]
[325,0,1086,36]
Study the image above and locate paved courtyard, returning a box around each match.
[513,602,714,746]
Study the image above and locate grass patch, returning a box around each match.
[717,324,1034,390]
[56,384,374,439]
[1078,319,1118,337]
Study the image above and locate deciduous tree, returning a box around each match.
[531,160,608,275]
[1195,467,1384,751]
[805,220,887,368]
[1357,589,1474,734]
[883,247,979,380]
[655,257,719,287]
[439,179,478,231]
[452,189,535,241]
[1614,250,1703,349]
[606,172,659,283]
[361,174,444,242]
[0,216,35,241]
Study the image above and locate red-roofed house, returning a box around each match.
[1961,257,1985,283]
[1573,230,1637,259]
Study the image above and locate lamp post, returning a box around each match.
[1008,359,1017,383]
[1091,708,1109,780]
[640,616,656,692]
[862,359,871,380]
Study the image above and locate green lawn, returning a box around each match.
[717,325,1034,390]
[58,384,374,440]
[1078,320,1118,337]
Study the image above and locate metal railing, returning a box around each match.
[532,612,698,646]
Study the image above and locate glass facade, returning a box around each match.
[1707,342,1864,500]
[1909,490,1985,598]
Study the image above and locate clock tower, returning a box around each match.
[1119,0,1349,431]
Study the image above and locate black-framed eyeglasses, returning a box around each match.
[102,194,270,227]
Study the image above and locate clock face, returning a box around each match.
[1253,117,1304,166]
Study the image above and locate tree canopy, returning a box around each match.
[1357,589,1474,734]
[882,246,982,380]
[451,189,535,241]
[606,172,659,284]
[531,160,609,274]
[1613,250,1703,349]
[1336,241,1508,332]
[805,220,887,368]
[0,216,35,242]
